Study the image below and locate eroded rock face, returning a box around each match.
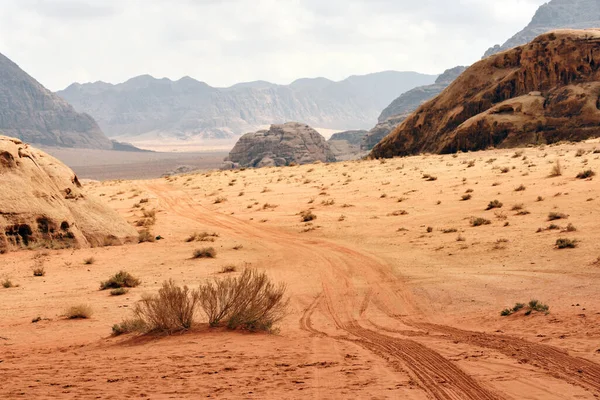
[362,67,467,151]
[327,130,368,161]
[484,0,600,58]
[226,122,336,167]
[0,53,112,149]
[0,135,137,252]
[371,30,600,159]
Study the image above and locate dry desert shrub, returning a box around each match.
[32,262,45,277]
[185,231,219,243]
[548,212,568,221]
[138,229,155,243]
[133,280,201,333]
[576,169,595,179]
[555,238,578,249]
[193,247,217,259]
[549,160,562,177]
[198,268,288,332]
[112,318,147,336]
[83,257,95,265]
[486,200,503,210]
[300,210,316,222]
[64,304,93,319]
[471,217,491,227]
[100,271,141,290]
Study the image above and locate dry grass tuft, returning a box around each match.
[193,247,217,259]
[100,271,141,290]
[64,304,93,319]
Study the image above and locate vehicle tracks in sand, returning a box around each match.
[146,183,600,399]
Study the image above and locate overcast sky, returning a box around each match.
[0,0,548,91]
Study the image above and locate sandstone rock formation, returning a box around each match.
[226,122,336,168]
[484,0,600,58]
[327,130,368,160]
[362,67,467,151]
[0,53,112,149]
[371,30,600,158]
[0,136,137,252]
[57,72,437,140]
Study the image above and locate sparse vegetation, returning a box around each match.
[549,160,562,177]
[220,265,237,273]
[2,278,14,288]
[501,300,548,316]
[100,271,141,290]
[548,212,568,221]
[461,194,472,201]
[576,169,595,179]
[555,238,578,249]
[300,210,317,222]
[64,304,93,319]
[193,247,217,259]
[514,184,526,192]
[198,268,288,332]
[110,288,129,296]
[111,318,147,336]
[83,257,95,265]
[471,217,491,227]
[186,232,219,242]
[486,200,503,210]
[138,229,155,243]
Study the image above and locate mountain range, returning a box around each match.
[57,72,437,141]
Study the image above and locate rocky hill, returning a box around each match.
[0,53,112,149]
[225,122,335,168]
[57,72,437,140]
[484,0,600,57]
[362,67,467,150]
[371,30,600,158]
[0,136,137,252]
[327,130,368,160]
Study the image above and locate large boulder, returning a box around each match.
[226,122,336,167]
[371,30,600,158]
[0,136,137,252]
[362,67,467,151]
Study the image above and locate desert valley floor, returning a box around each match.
[2,141,600,399]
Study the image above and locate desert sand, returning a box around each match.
[1,140,600,399]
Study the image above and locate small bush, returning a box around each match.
[110,288,129,296]
[213,196,227,204]
[186,232,219,242]
[564,223,577,232]
[548,212,568,221]
[500,308,513,316]
[471,217,491,227]
[100,271,141,290]
[549,160,562,177]
[576,169,595,179]
[426,226,433,233]
[133,280,201,333]
[528,299,549,313]
[64,304,93,319]
[138,229,155,243]
[111,318,147,336]
[556,238,578,249]
[514,184,526,192]
[198,268,288,332]
[32,264,46,277]
[193,247,216,259]
[575,148,586,157]
[220,265,237,273]
[486,200,503,210]
[500,167,510,173]
[461,194,472,201]
[442,228,458,233]
[83,257,95,265]
[2,278,14,288]
[300,210,317,222]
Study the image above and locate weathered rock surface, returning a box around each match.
[0,53,112,149]
[327,130,368,160]
[57,72,437,140]
[371,30,600,158]
[226,122,336,167]
[362,67,467,151]
[484,0,600,58]
[0,135,137,252]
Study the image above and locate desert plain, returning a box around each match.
[1,140,600,399]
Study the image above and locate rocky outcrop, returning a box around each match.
[327,130,368,160]
[371,30,600,158]
[362,67,467,151]
[484,0,600,58]
[0,53,112,149]
[56,72,437,140]
[226,122,336,168]
[0,135,137,252]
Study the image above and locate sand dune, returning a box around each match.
[1,140,600,398]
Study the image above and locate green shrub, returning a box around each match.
[576,169,595,179]
[556,238,578,249]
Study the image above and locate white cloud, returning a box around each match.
[0,0,547,91]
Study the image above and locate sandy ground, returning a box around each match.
[42,148,228,180]
[2,141,600,399]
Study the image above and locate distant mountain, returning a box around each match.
[484,0,600,57]
[362,67,467,150]
[57,71,437,141]
[0,52,112,149]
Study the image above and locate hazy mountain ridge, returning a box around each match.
[57,71,437,140]
[484,0,600,57]
[0,52,112,149]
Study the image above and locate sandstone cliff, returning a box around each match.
[0,136,137,252]
[0,53,112,149]
[327,130,368,160]
[371,30,600,158]
[362,67,467,151]
[225,122,335,168]
[57,72,437,140]
[484,0,600,58]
